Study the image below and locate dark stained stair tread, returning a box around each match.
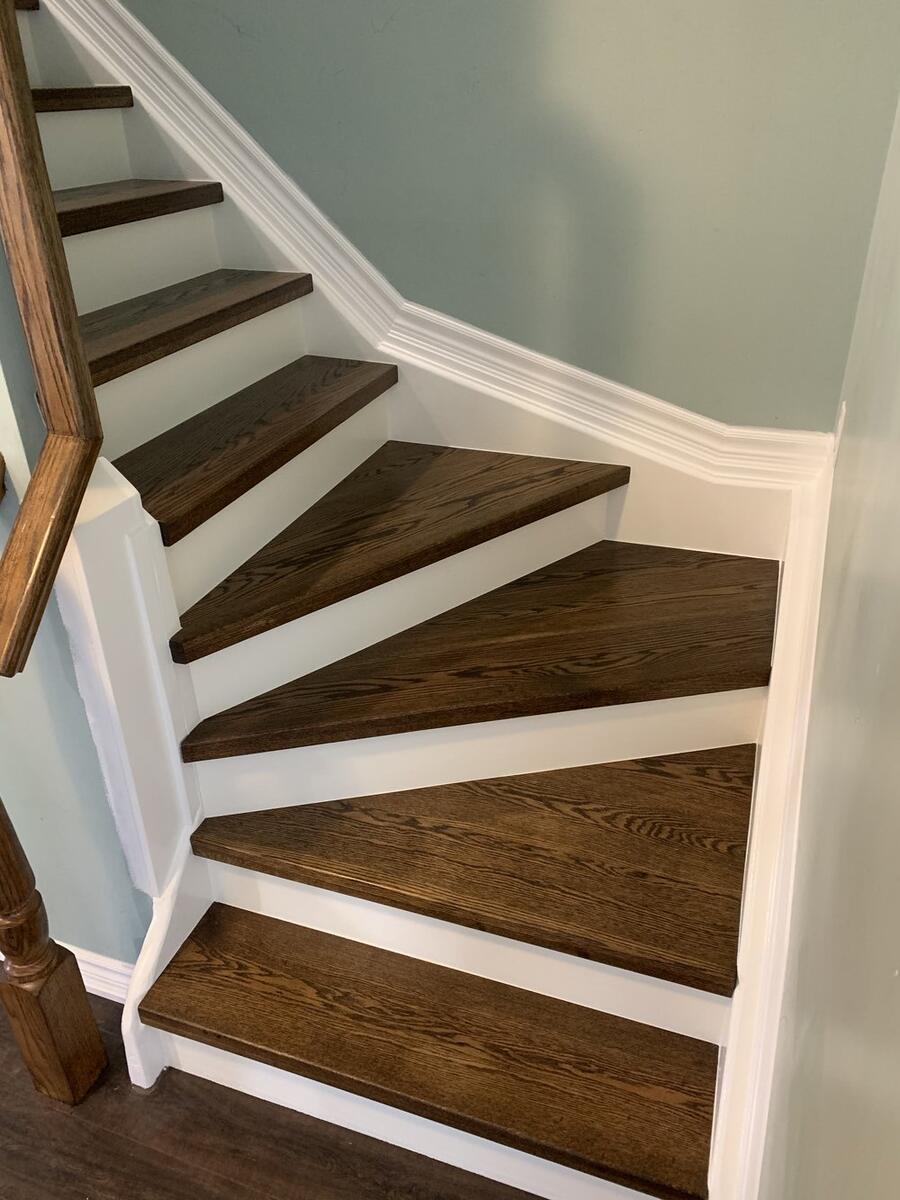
[172,443,631,663]
[16,1,39,10]
[139,903,717,1199]
[55,178,225,237]
[115,356,399,546]
[79,268,313,386]
[192,746,754,995]
[32,86,134,112]
[182,540,779,762]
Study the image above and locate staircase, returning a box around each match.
[11,3,820,1199]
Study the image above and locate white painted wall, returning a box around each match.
[760,94,900,1200]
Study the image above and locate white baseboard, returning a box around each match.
[63,942,134,1004]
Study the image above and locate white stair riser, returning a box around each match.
[19,3,113,88]
[96,300,310,459]
[38,109,133,190]
[66,206,223,314]
[187,491,614,718]
[195,688,767,818]
[168,395,389,612]
[206,858,730,1044]
[159,1031,655,1200]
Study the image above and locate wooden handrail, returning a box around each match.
[0,0,101,677]
[0,0,107,1106]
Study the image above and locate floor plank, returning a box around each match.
[0,994,537,1200]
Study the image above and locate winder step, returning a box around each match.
[172,442,630,662]
[193,745,754,995]
[140,903,717,1200]
[115,356,399,545]
[182,540,779,762]
[79,268,313,386]
[55,178,224,237]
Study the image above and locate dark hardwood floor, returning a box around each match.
[0,994,536,1200]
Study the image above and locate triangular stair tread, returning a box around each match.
[192,746,754,995]
[79,268,313,386]
[139,903,717,1200]
[115,357,398,546]
[31,86,134,112]
[55,178,225,237]
[182,540,779,762]
[172,443,631,663]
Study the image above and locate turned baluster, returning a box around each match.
[0,796,107,1103]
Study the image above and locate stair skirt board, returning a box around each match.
[152,1029,671,1200]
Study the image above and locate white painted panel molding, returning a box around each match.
[64,944,133,1004]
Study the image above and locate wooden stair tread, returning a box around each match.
[55,177,224,237]
[31,86,133,112]
[140,903,717,1199]
[115,356,398,546]
[182,540,779,762]
[173,443,630,662]
[15,1,39,10]
[79,268,313,386]
[192,746,754,995]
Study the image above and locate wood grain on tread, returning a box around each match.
[115,357,398,546]
[140,904,717,1200]
[79,269,313,386]
[55,178,224,237]
[192,746,754,995]
[31,87,133,112]
[182,541,779,762]
[173,443,630,663]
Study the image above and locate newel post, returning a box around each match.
[0,796,107,1103]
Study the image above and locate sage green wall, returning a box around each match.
[122,0,900,430]
[0,249,150,964]
[760,100,900,1199]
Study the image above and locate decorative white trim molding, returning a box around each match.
[48,0,832,490]
[62,942,134,1004]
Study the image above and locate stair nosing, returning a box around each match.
[31,85,134,112]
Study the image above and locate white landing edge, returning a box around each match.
[194,687,767,818]
[48,0,831,492]
[206,858,730,1045]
